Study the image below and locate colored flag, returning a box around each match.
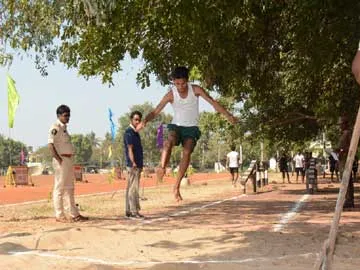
[108,145,112,159]
[7,74,20,128]
[156,123,164,149]
[108,108,116,142]
[20,149,25,165]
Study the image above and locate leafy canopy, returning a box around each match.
[1,0,360,143]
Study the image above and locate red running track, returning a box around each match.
[0,172,230,205]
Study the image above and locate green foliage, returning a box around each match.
[0,134,27,168]
[71,134,93,164]
[31,145,52,165]
[2,1,360,144]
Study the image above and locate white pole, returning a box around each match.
[323,131,327,167]
[291,150,294,175]
[217,143,220,163]
[239,144,243,165]
[202,143,205,169]
[8,128,12,165]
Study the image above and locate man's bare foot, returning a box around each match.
[173,188,183,202]
[156,167,165,182]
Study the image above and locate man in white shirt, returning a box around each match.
[138,67,238,202]
[226,146,240,187]
[293,152,305,183]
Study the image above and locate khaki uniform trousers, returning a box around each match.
[53,157,79,218]
[125,167,141,215]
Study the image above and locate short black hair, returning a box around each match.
[231,145,236,151]
[171,66,189,80]
[130,110,142,119]
[56,105,70,115]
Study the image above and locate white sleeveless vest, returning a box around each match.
[171,83,199,126]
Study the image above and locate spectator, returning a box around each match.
[293,151,305,183]
[279,152,291,184]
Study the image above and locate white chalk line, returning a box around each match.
[142,194,247,224]
[272,194,310,232]
[9,250,316,266]
[0,177,230,208]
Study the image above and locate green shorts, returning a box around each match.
[167,124,201,147]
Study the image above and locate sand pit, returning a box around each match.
[0,173,360,269]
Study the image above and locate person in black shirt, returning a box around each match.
[328,154,339,182]
[124,111,144,219]
[279,152,291,184]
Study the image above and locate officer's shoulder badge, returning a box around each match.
[51,129,58,135]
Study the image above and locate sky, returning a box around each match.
[0,54,214,150]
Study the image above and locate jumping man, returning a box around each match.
[138,67,237,201]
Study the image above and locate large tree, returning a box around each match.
[1,1,360,143]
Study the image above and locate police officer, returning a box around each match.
[48,105,88,222]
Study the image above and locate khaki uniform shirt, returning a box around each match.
[48,119,74,155]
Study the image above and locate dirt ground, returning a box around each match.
[0,172,360,270]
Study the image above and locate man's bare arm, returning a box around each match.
[143,91,172,125]
[194,85,238,124]
[352,50,360,85]
[48,143,62,164]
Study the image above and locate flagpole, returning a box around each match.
[8,128,12,165]
[111,141,115,172]
[108,108,116,178]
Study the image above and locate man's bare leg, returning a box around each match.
[296,171,299,183]
[173,139,194,201]
[156,131,176,182]
[282,171,285,184]
[233,172,239,187]
[287,172,291,183]
[230,171,235,185]
[301,171,305,183]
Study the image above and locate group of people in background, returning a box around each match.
[278,151,307,184]
[278,150,359,186]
